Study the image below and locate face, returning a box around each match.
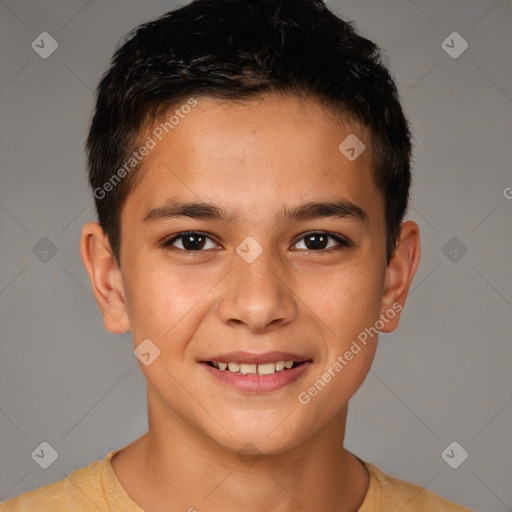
[87,93,414,455]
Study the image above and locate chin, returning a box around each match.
[205,419,307,458]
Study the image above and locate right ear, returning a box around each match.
[79,221,130,334]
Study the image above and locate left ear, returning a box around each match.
[379,220,421,333]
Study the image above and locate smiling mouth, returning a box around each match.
[204,360,307,375]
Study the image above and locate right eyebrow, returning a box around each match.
[142,199,233,223]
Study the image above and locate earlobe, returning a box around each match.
[79,221,130,334]
[379,221,421,333]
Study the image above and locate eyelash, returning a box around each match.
[161,230,352,253]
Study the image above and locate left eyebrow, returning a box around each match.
[142,197,368,224]
[278,198,368,223]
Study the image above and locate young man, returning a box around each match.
[1,0,473,510]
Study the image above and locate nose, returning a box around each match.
[217,245,298,334]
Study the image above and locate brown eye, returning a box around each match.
[163,231,219,251]
[293,232,351,251]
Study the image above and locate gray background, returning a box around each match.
[0,0,511,510]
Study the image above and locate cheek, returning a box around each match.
[123,258,215,345]
[302,263,384,340]
[296,271,382,419]
[319,266,383,398]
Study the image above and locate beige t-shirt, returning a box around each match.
[0,449,473,511]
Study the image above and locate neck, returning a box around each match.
[111,387,369,512]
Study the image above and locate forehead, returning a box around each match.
[123,93,383,228]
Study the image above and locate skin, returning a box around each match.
[80,92,420,512]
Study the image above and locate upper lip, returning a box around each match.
[200,351,312,365]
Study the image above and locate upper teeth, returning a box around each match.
[212,360,295,375]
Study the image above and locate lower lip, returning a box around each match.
[200,362,312,393]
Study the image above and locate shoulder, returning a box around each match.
[0,456,108,512]
[361,461,474,512]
